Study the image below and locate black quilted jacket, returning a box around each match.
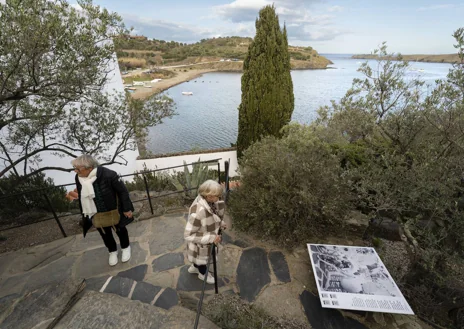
[75,166,134,235]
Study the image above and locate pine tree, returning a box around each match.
[236,5,294,158]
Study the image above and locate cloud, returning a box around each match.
[327,5,343,12]
[417,4,454,11]
[213,0,325,23]
[286,25,347,42]
[122,15,212,43]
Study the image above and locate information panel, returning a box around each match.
[307,244,414,314]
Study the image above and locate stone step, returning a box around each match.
[86,275,179,311]
[0,278,218,329]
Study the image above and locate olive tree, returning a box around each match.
[0,0,174,179]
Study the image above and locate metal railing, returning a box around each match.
[0,158,231,236]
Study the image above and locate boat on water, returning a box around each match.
[182,92,193,96]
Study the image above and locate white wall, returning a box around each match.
[136,150,239,177]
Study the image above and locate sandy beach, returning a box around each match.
[129,68,224,100]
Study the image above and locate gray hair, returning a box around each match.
[198,179,223,197]
[71,154,99,169]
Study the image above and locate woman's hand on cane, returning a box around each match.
[214,235,222,245]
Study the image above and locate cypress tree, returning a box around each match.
[236,5,294,158]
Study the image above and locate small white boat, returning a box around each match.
[182,92,193,96]
[144,85,152,88]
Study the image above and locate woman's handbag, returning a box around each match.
[92,209,120,228]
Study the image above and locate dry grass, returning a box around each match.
[203,294,308,329]
[118,57,147,69]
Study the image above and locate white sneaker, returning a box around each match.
[188,265,199,274]
[198,272,215,284]
[121,246,131,263]
[109,251,118,266]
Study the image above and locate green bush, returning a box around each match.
[0,173,74,217]
[229,124,352,246]
[125,170,175,192]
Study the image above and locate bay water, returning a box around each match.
[146,54,452,154]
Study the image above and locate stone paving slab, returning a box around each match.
[153,253,185,272]
[70,230,105,253]
[0,279,82,329]
[132,281,162,304]
[154,287,179,310]
[176,265,226,292]
[105,276,134,298]
[149,218,185,256]
[25,255,78,292]
[76,242,146,279]
[54,290,219,329]
[0,272,31,299]
[118,264,148,282]
[85,275,111,292]
[129,220,152,238]
[269,251,291,283]
[1,236,76,277]
[236,247,271,302]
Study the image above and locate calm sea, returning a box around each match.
[146,54,452,154]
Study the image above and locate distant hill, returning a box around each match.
[114,35,333,70]
[352,53,461,64]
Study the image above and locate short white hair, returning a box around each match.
[198,179,223,197]
[71,154,99,169]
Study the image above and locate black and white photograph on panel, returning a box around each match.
[307,244,414,314]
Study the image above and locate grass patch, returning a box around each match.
[203,295,307,329]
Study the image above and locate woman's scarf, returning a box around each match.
[78,168,98,218]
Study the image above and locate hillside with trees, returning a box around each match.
[114,35,332,70]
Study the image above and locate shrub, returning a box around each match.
[0,173,74,218]
[229,124,352,246]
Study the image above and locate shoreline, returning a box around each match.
[352,53,460,64]
[130,66,332,100]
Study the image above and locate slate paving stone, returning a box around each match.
[118,264,148,282]
[85,275,110,292]
[128,220,151,238]
[0,279,81,329]
[104,276,134,298]
[0,272,30,299]
[131,281,161,304]
[299,290,368,329]
[149,219,185,256]
[155,287,179,310]
[236,247,270,302]
[77,242,146,279]
[269,251,291,283]
[176,266,226,291]
[25,256,78,291]
[152,253,185,272]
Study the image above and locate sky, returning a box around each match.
[79,0,463,54]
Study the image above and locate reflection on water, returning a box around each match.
[147,55,452,154]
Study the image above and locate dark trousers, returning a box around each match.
[97,226,130,252]
[194,264,207,275]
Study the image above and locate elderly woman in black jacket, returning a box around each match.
[72,154,134,266]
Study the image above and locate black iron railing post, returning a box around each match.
[43,194,67,237]
[217,162,221,184]
[142,174,154,215]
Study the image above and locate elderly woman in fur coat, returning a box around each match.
[184,180,226,284]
